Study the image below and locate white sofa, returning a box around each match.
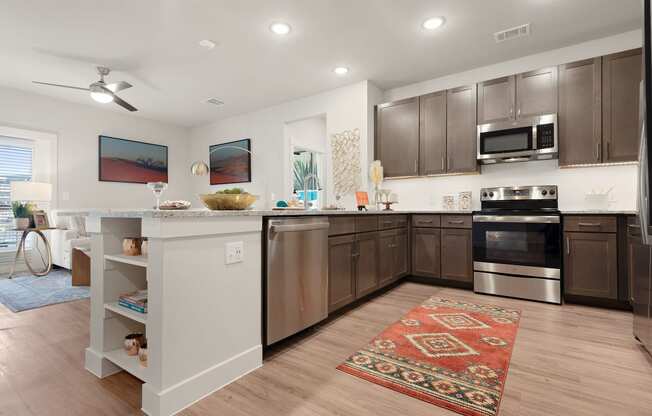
[46,211,90,270]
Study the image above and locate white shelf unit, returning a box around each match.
[104,253,148,268]
[104,302,147,324]
[104,348,148,382]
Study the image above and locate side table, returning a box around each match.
[72,247,91,286]
[8,228,55,278]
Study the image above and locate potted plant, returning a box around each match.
[11,201,34,230]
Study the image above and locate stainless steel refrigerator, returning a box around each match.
[634,0,652,354]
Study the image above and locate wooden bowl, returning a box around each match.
[199,193,258,210]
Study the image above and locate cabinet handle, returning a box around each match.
[448,220,464,224]
[383,221,393,225]
[566,236,570,256]
[596,142,601,161]
[517,107,521,118]
[441,156,445,170]
[577,222,601,227]
[418,220,433,224]
[447,157,451,170]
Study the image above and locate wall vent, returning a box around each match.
[494,23,530,43]
[206,98,225,106]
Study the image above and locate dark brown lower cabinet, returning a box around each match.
[328,235,356,312]
[354,232,379,298]
[412,227,441,278]
[379,228,409,287]
[564,232,618,299]
[440,228,473,283]
[395,228,409,278]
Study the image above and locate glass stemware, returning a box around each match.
[147,182,168,210]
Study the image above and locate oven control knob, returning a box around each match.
[541,190,548,196]
[550,189,556,195]
[482,192,488,198]
[489,192,494,198]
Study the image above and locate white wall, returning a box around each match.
[378,30,643,211]
[383,161,637,211]
[0,86,191,209]
[189,81,369,209]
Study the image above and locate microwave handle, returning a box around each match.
[532,124,538,150]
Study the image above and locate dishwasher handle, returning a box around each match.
[269,222,330,233]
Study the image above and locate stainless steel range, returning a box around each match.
[473,185,562,304]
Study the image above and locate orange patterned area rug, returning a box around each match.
[337,297,521,416]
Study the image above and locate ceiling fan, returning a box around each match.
[33,66,137,112]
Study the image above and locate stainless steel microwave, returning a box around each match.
[477,114,558,164]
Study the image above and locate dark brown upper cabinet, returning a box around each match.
[446,85,478,173]
[419,91,447,175]
[559,58,602,166]
[477,76,515,124]
[478,67,557,124]
[375,97,420,178]
[603,48,643,163]
[515,66,558,119]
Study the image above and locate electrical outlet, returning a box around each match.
[225,241,244,264]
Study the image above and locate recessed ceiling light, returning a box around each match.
[422,16,446,30]
[270,22,291,35]
[333,66,349,75]
[198,39,217,49]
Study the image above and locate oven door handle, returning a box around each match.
[473,215,560,224]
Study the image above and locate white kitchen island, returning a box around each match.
[63,207,474,415]
[82,210,264,416]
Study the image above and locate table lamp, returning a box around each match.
[11,181,52,206]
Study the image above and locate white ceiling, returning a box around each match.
[0,0,642,127]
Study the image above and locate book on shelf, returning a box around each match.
[118,299,147,314]
[118,289,148,313]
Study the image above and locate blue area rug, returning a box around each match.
[0,269,89,312]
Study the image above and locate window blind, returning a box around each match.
[0,140,33,251]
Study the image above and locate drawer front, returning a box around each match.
[379,215,408,230]
[412,215,441,228]
[355,216,378,233]
[564,216,617,233]
[328,216,355,236]
[441,215,472,229]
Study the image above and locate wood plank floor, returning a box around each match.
[1,282,651,415]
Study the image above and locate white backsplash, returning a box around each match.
[382,160,638,212]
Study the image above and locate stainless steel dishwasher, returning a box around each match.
[266,217,329,346]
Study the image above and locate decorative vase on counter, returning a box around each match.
[458,191,472,211]
[122,238,142,256]
[443,195,456,210]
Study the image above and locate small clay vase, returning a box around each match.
[122,238,142,256]
[138,341,148,367]
[124,333,143,356]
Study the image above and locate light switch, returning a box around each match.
[225,241,244,264]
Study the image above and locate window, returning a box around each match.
[0,138,33,251]
[292,150,324,208]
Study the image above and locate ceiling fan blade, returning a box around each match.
[105,81,132,93]
[112,95,137,112]
[100,87,137,112]
[32,81,89,91]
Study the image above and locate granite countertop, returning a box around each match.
[55,208,638,218]
[55,208,473,218]
[560,210,638,215]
